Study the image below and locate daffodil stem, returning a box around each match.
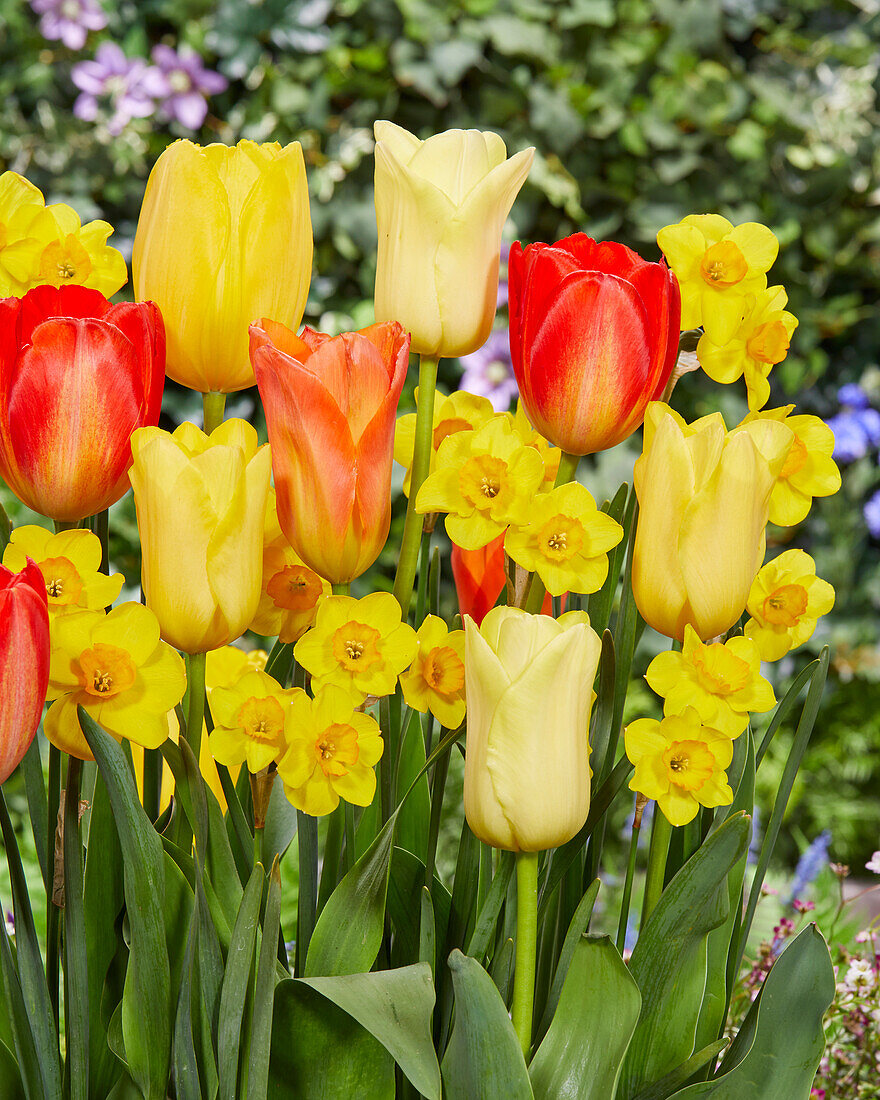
[253,823,264,869]
[512,850,539,1060]
[185,651,207,762]
[414,532,432,626]
[393,355,439,620]
[616,797,644,953]
[202,390,227,435]
[343,801,356,872]
[642,808,673,930]
[523,450,581,615]
[317,803,343,913]
[424,733,450,890]
[142,748,162,821]
[331,583,350,596]
[295,811,318,976]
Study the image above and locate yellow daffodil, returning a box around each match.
[744,549,834,661]
[415,416,545,550]
[2,525,123,617]
[464,607,601,851]
[208,669,301,774]
[277,684,384,816]
[250,488,330,643]
[511,402,562,488]
[645,625,775,738]
[293,592,418,703]
[394,388,496,497]
[504,481,623,596]
[739,407,841,526]
[657,214,778,345]
[625,708,733,826]
[633,402,793,641]
[697,286,798,411]
[0,171,127,297]
[44,602,186,760]
[399,614,466,729]
[130,418,271,654]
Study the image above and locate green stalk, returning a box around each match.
[185,650,207,761]
[523,451,581,614]
[512,850,539,1059]
[616,796,645,953]
[295,811,318,976]
[393,355,439,619]
[414,531,432,627]
[424,740,450,890]
[343,802,356,873]
[202,390,227,435]
[316,803,343,914]
[641,807,672,929]
[331,582,350,596]
[46,742,62,1030]
[142,747,162,821]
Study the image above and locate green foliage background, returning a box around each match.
[2,0,879,867]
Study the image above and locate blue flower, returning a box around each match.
[837,383,870,410]
[827,412,870,463]
[786,829,831,904]
[864,490,880,539]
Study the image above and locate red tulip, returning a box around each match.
[508,234,681,455]
[250,319,409,585]
[451,534,560,625]
[0,560,49,784]
[0,285,165,522]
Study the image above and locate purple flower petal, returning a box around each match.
[73,92,99,121]
[168,91,209,129]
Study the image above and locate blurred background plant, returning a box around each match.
[2,0,879,910]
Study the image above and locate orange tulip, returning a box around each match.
[0,559,49,783]
[250,319,409,585]
[0,285,164,522]
[451,534,560,624]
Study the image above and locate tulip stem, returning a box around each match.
[185,651,207,761]
[393,355,439,620]
[331,583,350,596]
[616,794,647,953]
[522,451,581,614]
[641,806,673,930]
[512,850,539,1060]
[202,390,227,435]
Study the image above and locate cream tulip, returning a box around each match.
[129,419,271,654]
[632,403,794,642]
[373,122,534,359]
[464,607,600,852]
[132,139,312,393]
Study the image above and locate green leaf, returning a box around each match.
[247,859,282,1100]
[298,964,441,1099]
[305,812,395,977]
[386,846,452,965]
[261,779,297,866]
[441,950,533,1100]
[630,1041,728,1100]
[669,925,833,1098]
[536,878,601,1039]
[0,918,43,1100]
[268,981,394,1098]
[0,1036,27,1100]
[80,709,171,1100]
[0,789,62,1099]
[618,814,750,1098]
[396,711,430,860]
[466,850,515,962]
[530,935,641,1100]
[63,758,89,1100]
[217,865,262,1100]
[419,887,436,976]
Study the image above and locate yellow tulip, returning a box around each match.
[129,419,271,654]
[632,403,793,642]
[373,122,534,359]
[132,139,312,394]
[464,607,600,852]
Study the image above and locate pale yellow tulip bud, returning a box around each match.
[632,402,794,642]
[129,419,272,654]
[133,139,312,394]
[373,122,534,359]
[464,607,600,852]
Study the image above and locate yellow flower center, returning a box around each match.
[77,643,137,699]
[433,417,471,450]
[38,235,92,284]
[662,739,716,791]
[40,556,84,607]
[699,240,748,288]
[536,514,583,562]
[332,621,382,672]
[267,564,323,612]
[779,435,808,480]
[762,584,808,627]
[745,320,790,365]
[691,643,751,696]
[422,645,465,697]
[459,454,510,512]
[236,696,285,745]
[314,722,360,778]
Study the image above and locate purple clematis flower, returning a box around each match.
[30,0,106,51]
[152,45,228,130]
[458,329,519,412]
[72,42,169,135]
